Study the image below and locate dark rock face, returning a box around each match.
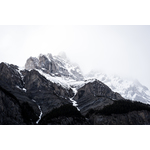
[0,85,38,125]
[0,63,23,90]
[0,86,24,125]
[23,69,72,115]
[75,79,124,116]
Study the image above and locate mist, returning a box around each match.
[0,25,150,89]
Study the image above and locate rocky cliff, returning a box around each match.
[1,53,150,125]
[25,53,84,81]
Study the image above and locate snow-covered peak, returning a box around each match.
[85,71,150,104]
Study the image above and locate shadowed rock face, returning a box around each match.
[23,69,72,115]
[0,63,23,90]
[0,85,39,125]
[75,79,124,116]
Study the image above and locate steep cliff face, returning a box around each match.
[23,69,72,115]
[74,79,124,116]
[1,53,150,125]
[25,53,84,81]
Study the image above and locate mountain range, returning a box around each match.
[0,52,150,125]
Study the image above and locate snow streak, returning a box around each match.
[36,105,43,124]
[32,99,43,124]
[70,87,80,111]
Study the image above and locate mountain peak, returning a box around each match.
[57,51,68,59]
[25,53,84,81]
[85,70,150,104]
[25,52,150,105]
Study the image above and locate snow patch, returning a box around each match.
[17,67,25,80]
[36,105,43,124]
[22,88,27,92]
[16,85,27,92]
[32,99,36,103]
[32,99,43,124]
[35,69,71,89]
[70,87,80,111]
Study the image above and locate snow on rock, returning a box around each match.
[70,87,80,111]
[32,99,36,103]
[22,88,27,92]
[35,68,97,91]
[32,99,43,124]
[16,85,27,92]
[68,78,97,90]
[24,52,150,106]
[25,52,84,81]
[35,69,71,89]
[17,66,25,80]
[85,71,150,105]
[36,105,43,124]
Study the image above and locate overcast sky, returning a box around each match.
[0,25,150,89]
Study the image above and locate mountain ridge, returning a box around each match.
[85,70,150,104]
[0,52,150,125]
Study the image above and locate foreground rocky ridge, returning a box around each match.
[1,53,150,125]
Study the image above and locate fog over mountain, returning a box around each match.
[0,25,150,90]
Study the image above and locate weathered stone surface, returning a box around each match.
[23,69,71,115]
[25,53,84,81]
[25,57,39,70]
[75,79,123,116]
[0,63,23,90]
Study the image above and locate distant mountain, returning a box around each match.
[0,52,150,125]
[85,71,150,104]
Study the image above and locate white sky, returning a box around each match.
[0,25,150,89]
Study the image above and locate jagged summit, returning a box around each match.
[25,53,84,81]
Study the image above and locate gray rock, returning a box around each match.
[25,53,84,81]
[75,79,123,116]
